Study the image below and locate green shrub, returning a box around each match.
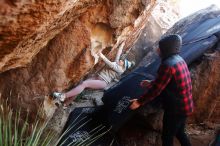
[0,100,54,146]
[0,99,110,146]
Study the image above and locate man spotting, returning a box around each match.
[130,34,194,146]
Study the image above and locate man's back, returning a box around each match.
[162,55,194,116]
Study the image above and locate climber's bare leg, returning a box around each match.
[63,77,107,105]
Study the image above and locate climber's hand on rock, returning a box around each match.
[98,50,103,56]
[129,99,141,110]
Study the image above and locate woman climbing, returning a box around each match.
[52,42,135,106]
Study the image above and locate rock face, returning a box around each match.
[0,20,92,115]
[0,0,180,118]
[125,0,180,66]
[0,0,143,113]
[0,0,101,73]
[191,51,220,124]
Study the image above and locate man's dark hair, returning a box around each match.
[159,34,182,59]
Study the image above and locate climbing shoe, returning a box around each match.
[52,92,66,102]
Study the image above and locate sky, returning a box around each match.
[179,0,220,18]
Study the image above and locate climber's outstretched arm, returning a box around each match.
[98,52,124,74]
[114,42,125,63]
[98,52,115,69]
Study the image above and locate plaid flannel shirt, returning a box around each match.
[138,55,194,116]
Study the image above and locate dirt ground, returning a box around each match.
[176,123,220,146]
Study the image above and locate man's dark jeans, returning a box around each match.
[162,113,192,146]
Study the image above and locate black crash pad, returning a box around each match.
[58,106,120,146]
[213,130,220,146]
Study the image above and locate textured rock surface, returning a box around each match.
[0,0,146,114]
[0,0,104,73]
[123,0,180,67]
[0,20,91,114]
[190,51,220,124]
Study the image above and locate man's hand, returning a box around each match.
[140,80,151,87]
[140,80,151,88]
[129,99,141,110]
